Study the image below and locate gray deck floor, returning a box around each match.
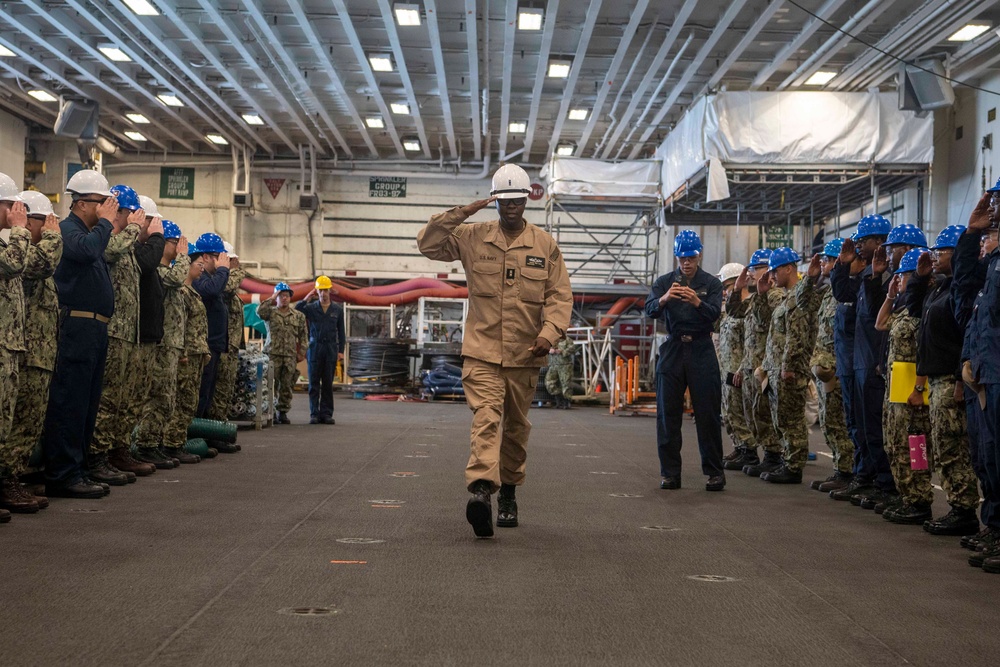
[1,397,996,666]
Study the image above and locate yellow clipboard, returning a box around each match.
[889,361,929,405]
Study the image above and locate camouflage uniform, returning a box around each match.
[208,266,245,421]
[718,308,753,450]
[257,300,308,413]
[883,307,933,506]
[762,279,820,472]
[927,375,980,509]
[136,255,190,449]
[730,288,784,456]
[807,279,854,473]
[92,223,141,453]
[6,230,63,475]
[0,226,30,474]
[544,337,575,399]
[165,284,209,448]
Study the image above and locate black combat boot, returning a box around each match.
[884,502,933,525]
[88,454,129,486]
[134,447,175,469]
[830,479,875,502]
[164,447,201,465]
[761,464,803,484]
[818,471,853,493]
[811,473,837,491]
[743,450,781,477]
[961,527,992,551]
[466,480,494,538]
[724,447,759,471]
[497,483,518,528]
[969,537,1000,568]
[923,506,980,536]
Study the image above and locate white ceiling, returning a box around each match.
[0,0,998,164]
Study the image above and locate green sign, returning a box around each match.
[369,176,406,199]
[160,167,195,200]
[763,223,793,250]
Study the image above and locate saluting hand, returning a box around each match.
[757,271,772,294]
[177,235,188,254]
[460,197,496,217]
[887,274,900,300]
[129,208,145,226]
[306,288,318,301]
[97,196,118,223]
[217,252,231,269]
[734,266,749,293]
[42,213,60,234]
[807,253,822,279]
[839,238,857,265]
[8,201,27,228]
[916,251,933,278]
[148,217,163,237]
[968,192,992,232]
[871,246,889,276]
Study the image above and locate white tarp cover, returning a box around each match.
[657,91,934,202]
[544,157,661,198]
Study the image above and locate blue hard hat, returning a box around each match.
[931,225,966,250]
[767,246,800,271]
[855,214,892,240]
[110,184,140,211]
[882,223,928,248]
[673,230,703,257]
[161,220,181,240]
[274,281,293,295]
[748,248,772,267]
[823,238,846,258]
[192,232,225,254]
[895,248,928,274]
[988,177,1000,193]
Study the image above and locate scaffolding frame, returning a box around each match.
[415,297,468,349]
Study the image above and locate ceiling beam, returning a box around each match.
[546,0,604,161]
[750,0,851,89]
[629,0,750,159]
[599,0,700,160]
[424,0,458,160]
[695,0,786,98]
[464,0,482,161]
[241,0,346,156]
[522,0,560,162]
[575,0,649,156]
[498,0,518,160]
[375,0,432,159]
[142,0,298,153]
[330,0,405,158]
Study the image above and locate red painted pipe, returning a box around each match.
[598,297,643,329]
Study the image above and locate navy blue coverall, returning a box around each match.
[193,265,230,417]
[295,300,346,420]
[953,230,1000,529]
[42,212,114,487]
[831,262,894,491]
[644,267,724,479]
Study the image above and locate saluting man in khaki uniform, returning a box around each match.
[417,164,572,538]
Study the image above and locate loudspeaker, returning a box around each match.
[54,99,100,140]
[898,60,955,111]
[233,191,252,208]
[299,193,319,211]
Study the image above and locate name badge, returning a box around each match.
[526,256,545,269]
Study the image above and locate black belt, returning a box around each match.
[668,332,711,343]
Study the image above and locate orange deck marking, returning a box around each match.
[330,560,368,565]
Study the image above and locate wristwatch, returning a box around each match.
[914,384,926,393]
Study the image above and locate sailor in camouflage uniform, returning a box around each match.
[804,242,855,491]
[544,337,575,409]
[758,248,819,484]
[2,192,64,512]
[875,249,930,523]
[0,175,30,516]
[716,263,753,462]
[257,282,308,424]
[164,254,209,454]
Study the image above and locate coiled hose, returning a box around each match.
[347,338,412,385]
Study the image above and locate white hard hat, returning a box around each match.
[490,164,531,199]
[223,241,238,258]
[65,169,112,197]
[0,173,24,202]
[138,195,160,218]
[19,190,54,217]
[717,262,745,283]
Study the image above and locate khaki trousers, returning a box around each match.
[461,358,537,493]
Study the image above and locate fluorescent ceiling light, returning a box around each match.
[517,8,543,30]
[366,117,385,129]
[804,71,837,86]
[556,145,575,156]
[948,24,991,41]
[157,93,184,107]
[568,108,588,120]
[390,102,410,115]
[403,140,421,151]
[548,60,571,78]
[99,46,132,62]
[509,122,526,134]
[394,3,421,26]
[28,90,57,102]
[0,45,14,58]
[206,134,229,145]
[126,113,150,124]
[123,0,159,16]
[242,113,265,126]
[369,55,393,72]
[124,131,147,142]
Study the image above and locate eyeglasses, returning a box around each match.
[77,198,106,204]
[932,248,953,256]
[498,197,527,207]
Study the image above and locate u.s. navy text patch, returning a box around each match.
[526,255,546,269]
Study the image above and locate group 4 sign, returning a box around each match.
[160,167,195,200]
[369,176,407,198]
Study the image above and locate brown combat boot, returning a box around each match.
[108,448,156,477]
[11,475,48,510]
[0,477,40,514]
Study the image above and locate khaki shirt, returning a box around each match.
[417,207,573,368]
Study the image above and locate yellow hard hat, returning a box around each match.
[315,275,333,290]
